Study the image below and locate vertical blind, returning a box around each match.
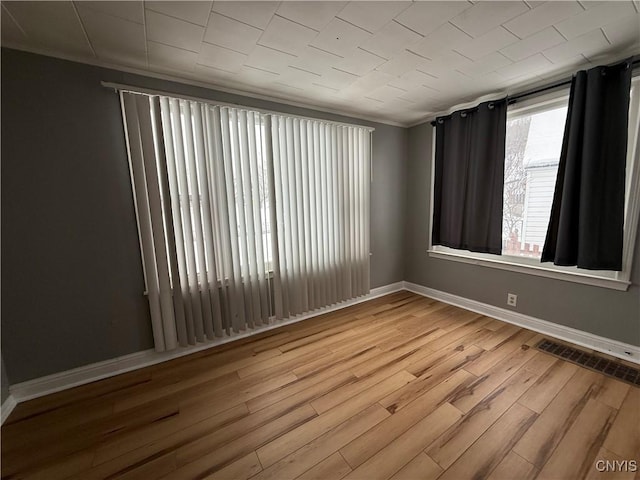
[270,116,371,318]
[121,92,372,352]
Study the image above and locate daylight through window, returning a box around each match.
[503,101,568,259]
[429,75,640,290]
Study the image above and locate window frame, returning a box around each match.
[427,76,640,292]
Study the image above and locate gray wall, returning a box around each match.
[404,122,640,346]
[1,355,9,404]
[5,45,635,388]
[1,49,407,384]
[371,124,407,287]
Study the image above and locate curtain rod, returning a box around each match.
[101,81,375,132]
[507,57,640,105]
[430,57,640,125]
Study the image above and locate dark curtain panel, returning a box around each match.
[432,99,507,255]
[542,59,632,271]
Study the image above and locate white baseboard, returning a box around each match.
[11,279,635,411]
[9,282,405,404]
[403,281,640,364]
[1,394,17,425]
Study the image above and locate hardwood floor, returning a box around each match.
[2,292,638,480]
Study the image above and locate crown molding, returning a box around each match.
[1,43,408,129]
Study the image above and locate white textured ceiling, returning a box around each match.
[2,1,639,125]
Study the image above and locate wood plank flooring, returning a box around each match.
[2,292,638,480]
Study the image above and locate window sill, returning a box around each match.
[427,249,631,292]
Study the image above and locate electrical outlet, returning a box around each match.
[507,293,517,307]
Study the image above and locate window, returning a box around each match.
[429,75,640,291]
[169,110,273,278]
[503,97,568,259]
[121,91,372,350]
